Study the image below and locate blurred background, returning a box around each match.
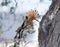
[0,0,52,47]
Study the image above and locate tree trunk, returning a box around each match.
[38,0,60,47]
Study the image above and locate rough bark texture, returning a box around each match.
[38,0,60,47]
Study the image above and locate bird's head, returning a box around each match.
[27,10,39,23]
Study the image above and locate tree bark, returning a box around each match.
[38,0,60,47]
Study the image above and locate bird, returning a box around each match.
[14,10,39,40]
[13,10,39,47]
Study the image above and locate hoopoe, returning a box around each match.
[14,10,39,40]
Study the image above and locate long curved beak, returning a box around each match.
[35,19,40,22]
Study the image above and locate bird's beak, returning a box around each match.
[35,19,40,22]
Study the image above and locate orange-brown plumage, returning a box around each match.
[27,10,38,24]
